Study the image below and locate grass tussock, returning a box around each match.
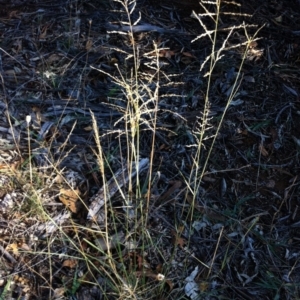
[1,0,300,299]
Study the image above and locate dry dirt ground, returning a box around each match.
[0,0,300,299]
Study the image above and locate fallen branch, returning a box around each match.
[87,158,149,224]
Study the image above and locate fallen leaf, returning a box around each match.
[165,279,174,290]
[202,176,216,183]
[259,143,269,156]
[62,259,78,268]
[110,57,118,64]
[199,281,209,292]
[156,264,163,273]
[53,288,65,298]
[157,180,182,203]
[176,236,187,248]
[0,158,23,171]
[159,49,175,58]
[7,243,19,256]
[185,266,199,300]
[182,51,195,58]
[171,230,187,249]
[19,243,31,251]
[274,15,282,23]
[46,54,62,64]
[39,25,49,40]
[86,39,93,51]
[137,253,144,270]
[59,188,81,213]
[9,10,21,19]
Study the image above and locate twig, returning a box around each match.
[87,158,149,224]
[203,164,250,175]
[106,23,185,34]
[0,245,17,264]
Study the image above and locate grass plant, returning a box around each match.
[2,0,298,299]
[85,0,262,298]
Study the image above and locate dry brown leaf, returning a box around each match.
[159,49,175,58]
[182,51,195,58]
[159,143,169,150]
[0,158,22,171]
[62,259,78,268]
[59,188,81,213]
[9,10,21,19]
[156,264,163,273]
[19,243,31,251]
[176,236,187,248]
[199,281,209,292]
[136,253,144,270]
[86,39,93,51]
[171,229,187,249]
[157,180,182,203]
[110,57,118,64]
[39,26,49,40]
[202,176,216,183]
[259,143,269,156]
[7,243,19,256]
[165,279,174,290]
[53,174,64,184]
[53,288,65,298]
[46,54,62,64]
